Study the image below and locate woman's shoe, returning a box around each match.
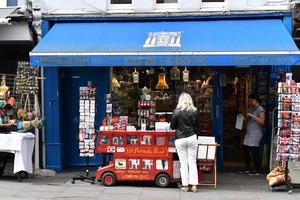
[181,186,189,192]
[190,185,197,193]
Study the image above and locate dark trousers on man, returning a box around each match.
[243,145,261,172]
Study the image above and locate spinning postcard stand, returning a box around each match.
[269,76,300,192]
[72,85,96,184]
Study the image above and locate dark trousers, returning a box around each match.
[243,145,261,172]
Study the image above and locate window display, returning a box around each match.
[111,67,214,135]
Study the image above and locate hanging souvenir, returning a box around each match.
[132,68,139,83]
[112,77,121,89]
[15,62,39,94]
[182,67,189,82]
[170,66,180,80]
[0,75,9,100]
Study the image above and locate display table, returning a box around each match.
[0,132,35,174]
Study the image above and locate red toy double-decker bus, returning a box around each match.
[95,130,178,187]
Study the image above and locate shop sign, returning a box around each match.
[143,31,181,48]
[125,146,168,156]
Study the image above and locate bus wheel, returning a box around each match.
[102,172,116,186]
[155,173,170,188]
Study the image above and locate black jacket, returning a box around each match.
[170,108,200,139]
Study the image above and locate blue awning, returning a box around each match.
[30,19,300,67]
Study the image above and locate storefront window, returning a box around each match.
[155,0,178,10]
[111,0,132,4]
[156,0,177,3]
[109,0,133,10]
[112,67,214,135]
[202,0,224,2]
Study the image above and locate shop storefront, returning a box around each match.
[30,16,300,172]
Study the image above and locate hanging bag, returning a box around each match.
[17,93,25,119]
[25,93,33,120]
[22,93,32,130]
[31,94,41,128]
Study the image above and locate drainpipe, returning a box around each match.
[31,0,43,172]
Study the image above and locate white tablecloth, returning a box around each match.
[0,132,35,174]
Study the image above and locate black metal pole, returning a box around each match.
[86,157,89,177]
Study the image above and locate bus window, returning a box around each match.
[100,135,110,144]
[115,159,126,169]
[129,159,140,169]
[168,136,175,145]
[127,135,138,145]
[112,136,124,145]
[156,159,168,170]
[155,136,165,145]
[142,159,153,170]
[141,135,152,145]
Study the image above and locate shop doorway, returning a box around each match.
[61,67,109,167]
[222,70,252,169]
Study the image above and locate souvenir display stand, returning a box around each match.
[72,86,96,184]
[95,130,178,187]
[269,78,300,191]
[197,136,219,188]
[0,69,42,181]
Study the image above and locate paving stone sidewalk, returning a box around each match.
[0,171,299,200]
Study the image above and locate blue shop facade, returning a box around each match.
[30,14,300,172]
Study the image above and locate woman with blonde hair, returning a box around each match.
[170,93,199,192]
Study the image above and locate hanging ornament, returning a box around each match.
[155,73,169,90]
[182,67,189,82]
[132,68,139,83]
[170,66,180,80]
[0,75,9,100]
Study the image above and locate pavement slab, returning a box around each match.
[0,172,299,200]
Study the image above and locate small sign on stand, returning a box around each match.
[197,136,219,188]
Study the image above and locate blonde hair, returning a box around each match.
[176,93,197,111]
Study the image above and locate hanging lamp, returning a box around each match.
[132,68,139,83]
[182,67,189,82]
[170,66,180,80]
[155,73,169,90]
